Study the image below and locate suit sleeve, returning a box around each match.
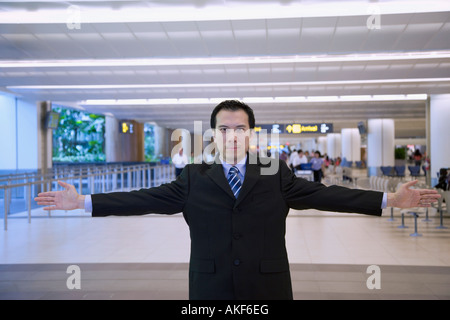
[279,160,383,216]
[91,165,189,217]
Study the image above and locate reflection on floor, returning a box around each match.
[1,262,449,300]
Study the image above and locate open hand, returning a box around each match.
[34,181,85,211]
[388,180,441,208]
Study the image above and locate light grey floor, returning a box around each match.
[1,194,450,300]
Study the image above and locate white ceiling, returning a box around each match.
[1,0,450,139]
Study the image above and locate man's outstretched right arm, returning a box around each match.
[35,166,189,216]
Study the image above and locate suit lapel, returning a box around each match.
[206,159,236,200]
[235,157,260,208]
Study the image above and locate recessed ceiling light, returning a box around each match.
[79,94,427,106]
[1,52,450,69]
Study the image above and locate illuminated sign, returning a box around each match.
[285,123,332,134]
[255,123,333,134]
[254,124,283,133]
[120,121,134,134]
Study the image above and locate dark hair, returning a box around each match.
[210,100,256,129]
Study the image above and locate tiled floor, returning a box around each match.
[1,204,449,300]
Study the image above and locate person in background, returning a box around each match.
[288,147,299,170]
[279,150,288,164]
[435,168,449,191]
[172,147,189,177]
[292,149,308,170]
[310,151,325,183]
[414,149,422,166]
[323,154,331,168]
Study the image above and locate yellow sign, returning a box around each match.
[120,121,134,134]
[285,124,318,134]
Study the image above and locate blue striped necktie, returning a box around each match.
[228,166,242,198]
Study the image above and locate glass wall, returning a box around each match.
[52,106,105,163]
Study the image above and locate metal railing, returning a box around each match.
[0,163,175,230]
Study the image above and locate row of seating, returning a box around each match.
[380,165,426,178]
[340,160,365,168]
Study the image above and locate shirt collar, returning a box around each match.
[221,154,247,177]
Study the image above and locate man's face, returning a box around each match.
[213,109,253,164]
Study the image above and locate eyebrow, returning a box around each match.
[217,125,248,129]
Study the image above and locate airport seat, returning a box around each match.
[408,165,421,178]
[394,166,405,178]
[380,166,394,177]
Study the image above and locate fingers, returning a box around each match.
[403,180,418,188]
[36,191,56,197]
[58,180,72,190]
[419,189,440,195]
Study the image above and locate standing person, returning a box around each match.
[288,147,298,170]
[172,147,189,177]
[35,100,440,300]
[413,149,423,166]
[310,151,325,183]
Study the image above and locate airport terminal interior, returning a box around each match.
[1,0,450,300]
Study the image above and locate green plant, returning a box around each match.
[395,147,406,160]
[144,123,160,162]
[52,107,106,163]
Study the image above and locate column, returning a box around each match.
[327,133,341,160]
[429,94,450,186]
[105,116,144,162]
[105,115,120,162]
[341,128,361,164]
[37,101,53,176]
[367,119,395,176]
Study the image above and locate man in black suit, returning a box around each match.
[35,100,440,300]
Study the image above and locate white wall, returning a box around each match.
[0,94,17,169]
[17,98,38,169]
[0,93,38,171]
[430,94,450,185]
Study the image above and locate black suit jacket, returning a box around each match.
[91,155,383,300]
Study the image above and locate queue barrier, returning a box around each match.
[0,163,175,231]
